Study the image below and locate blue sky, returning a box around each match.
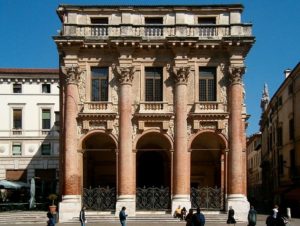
[0,0,299,135]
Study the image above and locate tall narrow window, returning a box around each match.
[289,118,294,140]
[199,67,216,101]
[13,109,22,129]
[12,143,22,156]
[13,83,22,93]
[42,109,51,130]
[41,143,51,155]
[277,127,283,147]
[91,67,108,101]
[145,67,163,101]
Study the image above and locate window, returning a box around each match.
[13,83,22,93]
[145,17,163,24]
[91,17,108,24]
[199,67,216,101]
[91,67,108,101]
[289,118,294,140]
[277,127,283,147]
[198,17,216,24]
[145,67,163,101]
[12,143,22,156]
[41,143,51,155]
[288,84,293,95]
[42,84,51,93]
[13,109,22,129]
[279,155,284,175]
[42,109,51,130]
[54,111,60,126]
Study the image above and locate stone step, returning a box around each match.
[0,211,48,224]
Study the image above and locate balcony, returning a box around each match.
[193,102,225,113]
[62,24,252,39]
[82,102,114,113]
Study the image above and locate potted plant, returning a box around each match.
[48,193,58,213]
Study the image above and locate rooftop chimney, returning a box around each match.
[284,69,291,78]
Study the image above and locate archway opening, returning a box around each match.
[82,132,116,188]
[190,132,225,188]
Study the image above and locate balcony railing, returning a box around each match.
[62,24,252,39]
[82,102,114,113]
[193,102,225,113]
[138,102,170,113]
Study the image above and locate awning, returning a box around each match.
[0,180,29,189]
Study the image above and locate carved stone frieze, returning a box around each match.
[132,123,138,141]
[112,64,135,85]
[89,121,106,130]
[199,121,217,130]
[167,64,190,84]
[77,70,86,103]
[228,66,245,85]
[62,65,82,85]
[167,120,174,139]
[112,120,119,137]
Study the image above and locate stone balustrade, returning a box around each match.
[63,24,252,39]
[83,102,113,112]
[193,102,225,113]
[138,101,169,113]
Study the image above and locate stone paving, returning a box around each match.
[2,215,300,226]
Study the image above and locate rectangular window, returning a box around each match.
[145,67,163,101]
[145,17,163,24]
[13,109,22,129]
[12,143,22,156]
[279,155,284,175]
[54,111,60,126]
[199,67,216,101]
[41,143,51,155]
[91,67,108,101]
[91,17,108,24]
[13,83,22,93]
[289,118,294,140]
[42,109,51,130]
[288,83,293,95]
[198,17,216,24]
[42,84,51,93]
[277,127,283,147]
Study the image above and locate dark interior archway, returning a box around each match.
[82,132,116,188]
[136,132,171,188]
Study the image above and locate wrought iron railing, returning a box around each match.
[136,186,171,210]
[62,24,252,38]
[82,186,116,210]
[191,186,224,210]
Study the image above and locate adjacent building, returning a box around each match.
[260,63,300,216]
[0,68,60,201]
[53,4,254,221]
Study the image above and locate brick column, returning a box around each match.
[112,64,136,216]
[59,65,82,222]
[227,65,249,221]
[167,65,191,213]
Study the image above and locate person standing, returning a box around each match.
[185,209,194,226]
[79,206,87,226]
[119,206,128,226]
[227,206,236,225]
[47,211,55,226]
[192,207,205,226]
[248,205,257,226]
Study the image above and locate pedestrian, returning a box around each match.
[79,206,87,226]
[174,205,182,218]
[248,205,257,226]
[47,211,55,226]
[181,207,187,220]
[227,206,236,225]
[192,207,205,226]
[119,206,128,226]
[185,208,194,226]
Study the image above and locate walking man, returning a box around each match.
[192,207,205,226]
[248,205,257,226]
[119,206,128,226]
[79,206,87,226]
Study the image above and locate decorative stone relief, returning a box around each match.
[132,123,138,141]
[89,121,106,130]
[167,120,174,139]
[187,124,192,137]
[112,120,119,137]
[228,66,245,85]
[223,121,228,138]
[112,64,135,85]
[199,121,217,130]
[61,65,82,85]
[220,85,227,104]
[167,64,190,84]
[77,70,86,103]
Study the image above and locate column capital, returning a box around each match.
[167,64,190,85]
[228,66,245,85]
[62,65,82,85]
[112,64,135,85]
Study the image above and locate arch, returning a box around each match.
[78,129,118,150]
[134,129,173,151]
[188,129,228,151]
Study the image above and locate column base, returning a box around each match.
[58,195,81,223]
[171,194,191,216]
[115,195,136,217]
[226,194,250,222]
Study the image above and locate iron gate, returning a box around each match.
[82,186,116,210]
[191,187,224,210]
[136,186,171,210]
